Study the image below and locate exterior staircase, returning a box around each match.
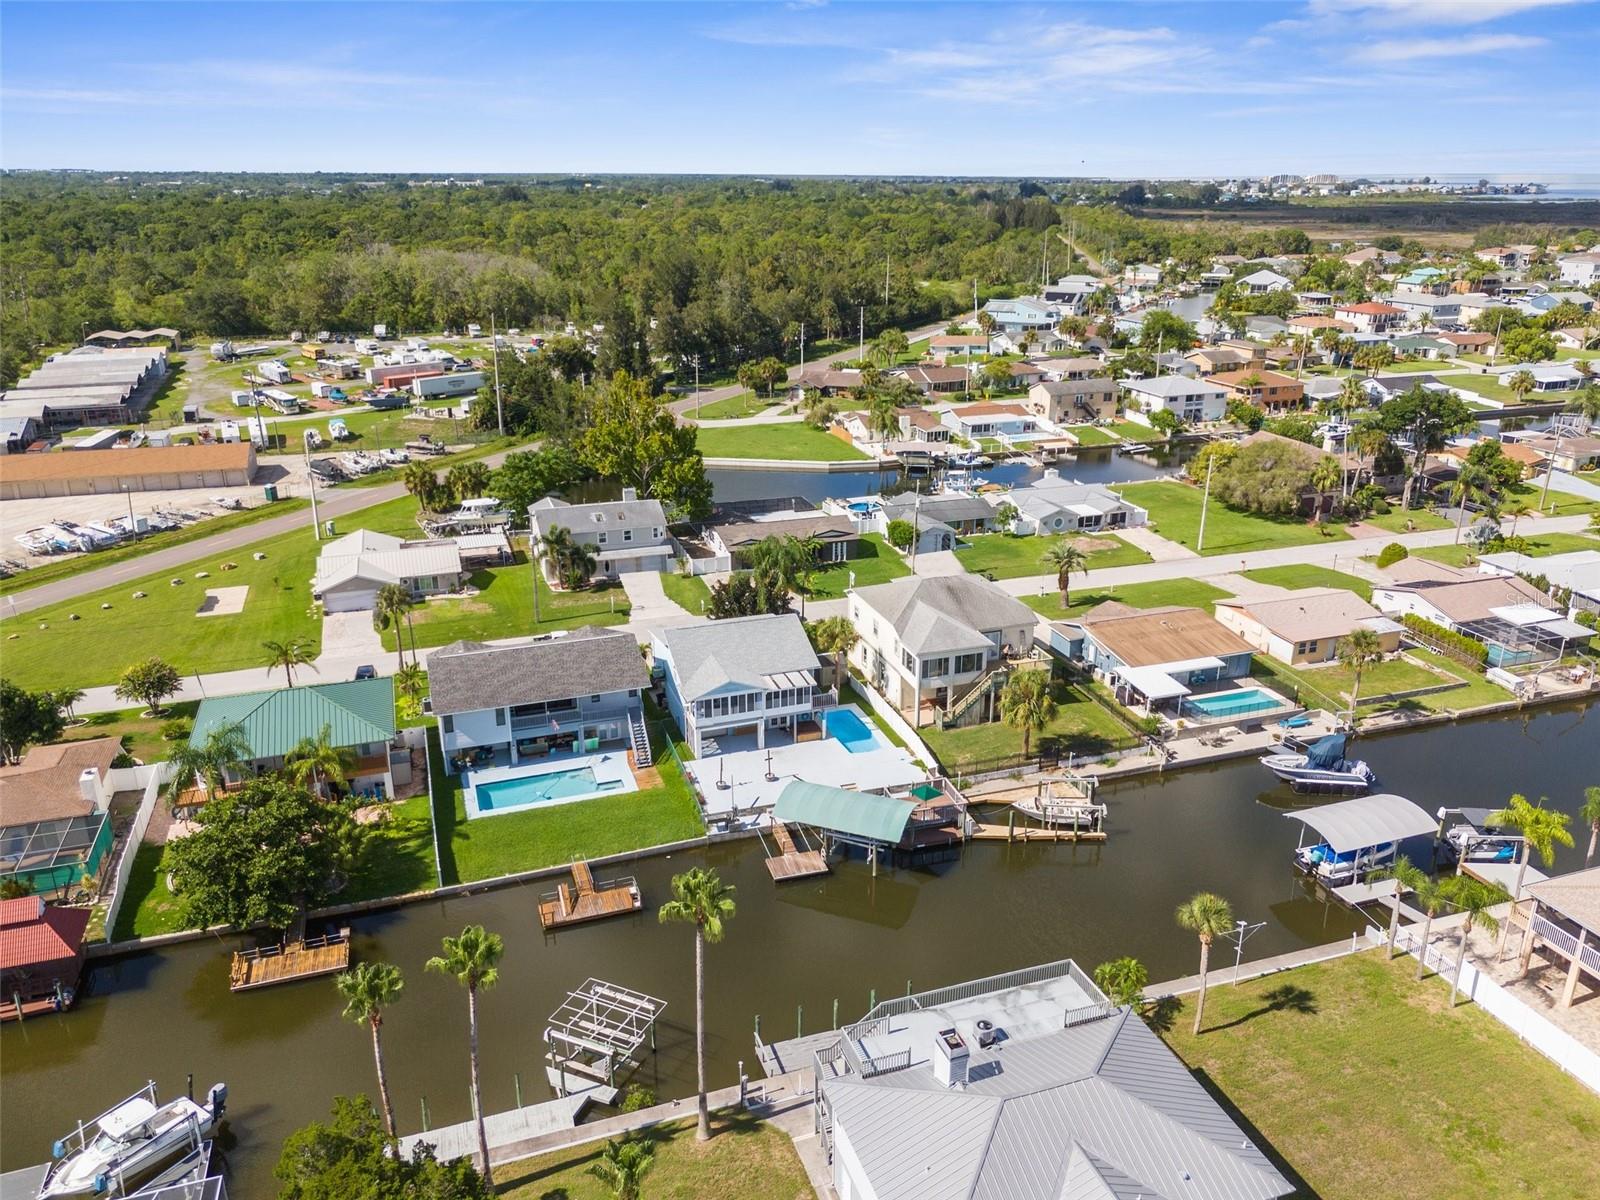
[628,709,653,768]
[943,662,1014,727]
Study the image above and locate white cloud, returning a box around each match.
[1307,0,1581,25]
[1354,32,1546,60]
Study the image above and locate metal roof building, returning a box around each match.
[188,678,396,762]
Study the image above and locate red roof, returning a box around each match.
[0,897,92,970]
[1336,302,1403,316]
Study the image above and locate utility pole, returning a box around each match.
[1538,423,1564,513]
[799,321,806,375]
[1195,449,1216,553]
[1225,919,1267,985]
[859,306,865,365]
[972,279,979,328]
[692,354,702,419]
[910,486,922,574]
[306,441,322,542]
[490,311,505,436]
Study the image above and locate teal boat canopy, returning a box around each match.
[774,780,916,844]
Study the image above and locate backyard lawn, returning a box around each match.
[1066,424,1119,446]
[660,569,713,616]
[1359,508,1452,533]
[805,533,909,598]
[1022,577,1235,621]
[495,1112,813,1200]
[917,676,1139,774]
[954,531,1152,580]
[1114,481,1351,556]
[430,725,704,885]
[1108,420,1166,443]
[1240,564,1374,602]
[61,702,200,764]
[1160,952,1600,1200]
[696,422,868,462]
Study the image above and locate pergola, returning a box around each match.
[543,978,666,1097]
[1517,866,1600,1009]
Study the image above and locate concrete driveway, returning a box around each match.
[321,609,386,662]
[620,570,701,632]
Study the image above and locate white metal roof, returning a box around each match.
[1114,665,1190,700]
[1286,793,1436,852]
[1489,602,1565,627]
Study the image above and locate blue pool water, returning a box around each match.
[826,708,887,754]
[1183,688,1280,718]
[475,766,619,812]
[847,501,878,513]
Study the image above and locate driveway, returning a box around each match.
[321,609,387,662]
[620,570,700,632]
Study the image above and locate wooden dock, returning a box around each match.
[969,822,1106,843]
[230,927,351,991]
[764,823,831,881]
[538,862,643,929]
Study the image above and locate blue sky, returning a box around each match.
[3,0,1597,176]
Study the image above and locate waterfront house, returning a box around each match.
[1477,549,1600,619]
[981,297,1059,334]
[651,614,821,756]
[1049,603,1256,713]
[1361,373,1449,404]
[896,365,971,397]
[849,576,1037,725]
[312,529,466,613]
[877,493,1000,544]
[0,896,93,1017]
[529,490,674,582]
[1334,302,1405,334]
[927,333,989,361]
[0,739,119,897]
[185,677,402,802]
[1119,375,1228,426]
[1503,429,1600,472]
[895,407,953,443]
[804,959,1294,1200]
[1186,346,1257,375]
[1215,588,1403,666]
[791,364,865,398]
[1123,263,1162,286]
[708,511,861,566]
[1372,560,1573,666]
[429,628,649,770]
[1238,268,1293,294]
[1004,472,1148,536]
[939,402,1039,441]
[1211,368,1307,413]
[1025,377,1117,423]
[1040,273,1101,312]
[1495,363,1583,392]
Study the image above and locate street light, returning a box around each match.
[1224,918,1267,985]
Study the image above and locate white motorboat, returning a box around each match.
[1011,776,1105,832]
[1436,806,1521,865]
[1285,792,1437,887]
[38,1081,226,1199]
[1260,733,1375,794]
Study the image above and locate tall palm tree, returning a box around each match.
[1502,498,1532,540]
[372,583,415,672]
[262,638,317,688]
[283,722,356,800]
[1565,381,1600,429]
[1441,876,1507,1007]
[533,524,576,592]
[1410,874,1451,979]
[658,868,736,1142]
[1338,375,1367,418]
[167,720,252,804]
[446,461,491,505]
[867,390,900,445]
[999,670,1057,759]
[1175,892,1233,1036]
[1311,455,1343,522]
[1336,627,1384,721]
[426,925,504,1173]
[1581,786,1600,867]
[1040,542,1089,608]
[1371,855,1427,958]
[395,661,427,715]
[334,961,404,1136]
[587,1137,656,1200]
[402,461,445,511]
[1487,793,1574,956]
[1450,461,1489,546]
[1506,369,1536,407]
[53,687,87,725]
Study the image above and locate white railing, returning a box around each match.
[1531,914,1600,976]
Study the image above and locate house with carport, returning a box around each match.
[312,529,466,612]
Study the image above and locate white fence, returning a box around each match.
[1393,926,1600,1096]
[845,675,937,768]
[98,762,173,943]
[684,555,731,577]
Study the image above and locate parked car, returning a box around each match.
[354,665,377,681]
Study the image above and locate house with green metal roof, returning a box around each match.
[187,678,402,801]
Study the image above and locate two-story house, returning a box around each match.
[1334,302,1405,334]
[1119,376,1228,426]
[1025,377,1117,424]
[1210,368,1306,413]
[651,614,821,756]
[429,627,651,771]
[1237,268,1292,294]
[529,489,675,583]
[980,297,1060,334]
[850,576,1037,726]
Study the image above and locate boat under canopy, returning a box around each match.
[1287,793,1436,853]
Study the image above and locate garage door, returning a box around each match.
[322,586,379,613]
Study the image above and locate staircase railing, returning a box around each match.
[943,662,1013,725]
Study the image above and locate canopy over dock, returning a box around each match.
[774,780,916,848]
[1285,793,1435,851]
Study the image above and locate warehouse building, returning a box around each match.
[0,442,256,500]
[0,347,169,429]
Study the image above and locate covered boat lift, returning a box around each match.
[773,779,967,875]
[1286,793,1436,885]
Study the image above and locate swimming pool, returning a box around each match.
[474,766,624,813]
[846,501,878,514]
[1183,688,1281,718]
[825,707,889,754]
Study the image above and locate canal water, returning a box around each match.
[3,704,1594,1193]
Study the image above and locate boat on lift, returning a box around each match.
[1286,793,1436,886]
[1010,775,1105,832]
[1436,806,1521,865]
[1260,733,1376,794]
[37,1081,227,1199]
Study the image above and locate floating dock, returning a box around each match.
[230,927,351,991]
[763,822,831,882]
[537,861,642,929]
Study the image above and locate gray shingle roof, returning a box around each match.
[656,613,819,700]
[852,576,1037,655]
[426,627,648,715]
[529,495,667,534]
[880,494,997,525]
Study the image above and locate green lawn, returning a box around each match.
[696,423,868,462]
[1022,577,1235,621]
[1108,420,1166,443]
[495,1112,813,1200]
[61,702,200,764]
[0,499,312,598]
[917,676,1139,774]
[1114,481,1351,556]
[1240,564,1374,602]
[1160,953,1600,1200]
[1065,424,1120,447]
[1359,508,1453,533]
[1445,374,1523,403]
[689,390,781,419]
[660,570,713,616]
[430,725,704,885]
[1404,648,1510,710]
[805,533,910,598]
[954,531,1152,580]
[1511,480,1600,518]
[0,496,428,690]
[379,555,629,652]
[1416,530,1599,568]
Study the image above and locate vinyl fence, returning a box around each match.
[98,762,173,943]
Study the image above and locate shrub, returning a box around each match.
[886,518,916,551]
[619,1085,657,1112]
[161,719,193,742]
[1376,542,1409,568]
[1401,613,1488,668]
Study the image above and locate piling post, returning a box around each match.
[832,998,838,1028]
[1007,810,1015,842]
[755,1013,762,1044]
[797,1004,803,1038]
[514,1073,523,1109]
[906,979,913,996]
[421,1096,430,1132]
[869,987,876,1011]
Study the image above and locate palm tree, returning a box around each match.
[426,925,504,1173]
[335,961,404,1136]
[1338,375,1367,418]
[1175,892,1233,1036]
[403,461,445,511]
[372,583,415,672]
[167,720,252,805]
[1581,786,1600,867]
[446,461,491,505]
[1311,454,1343,522]
[1441,876,1507,1007]
[1502,498,1532,540]
[999,670,1057,759]
[283,722,357,800]
[867,390,900,445]
[587,1137,656,1200]
[533,524,576,592]
[1450,460,1489,545]
[1040,542,1089,608]
[658,867,736,1142]
[1336,627,1384,720]
[1409,874,1451,979]
[395,661,427,715]
[1371,855,1427,957]
[1487,793,1574,956]
[1506,369,1536,407]
[262,638,316,688]
[1566,382,1600,430]
[53,687,86,726]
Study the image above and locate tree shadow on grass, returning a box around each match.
[1141,995,1182,1035]
[1188,1066,1324,1200]
[1208,983,1319,1033]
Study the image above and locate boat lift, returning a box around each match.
[543,979,666,1100]
[1285,793,1437,887]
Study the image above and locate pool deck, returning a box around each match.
[464,751,638,819]
[686,732,931,828]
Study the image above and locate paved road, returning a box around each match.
[4,439,541,615]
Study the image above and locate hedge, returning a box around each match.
[1376,542,1409,568]
[1401,612,1489,668]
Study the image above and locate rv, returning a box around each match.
[373,323,388,339]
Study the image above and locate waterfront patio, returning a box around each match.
[684,737,929,829]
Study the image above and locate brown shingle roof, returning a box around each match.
[1216,588,1386,642]
[0,739,120,827]
[1074,605,1254,668]
[0,442,253,485]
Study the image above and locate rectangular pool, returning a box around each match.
[1183,687,1281,718]
[825,707,890,754]
[474,766,626,814]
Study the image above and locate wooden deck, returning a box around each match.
[764,823,831,882]
[537,862,643,929]
[230,927,351,991]
[2,996,68,1023]
[969,822,1107,843]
